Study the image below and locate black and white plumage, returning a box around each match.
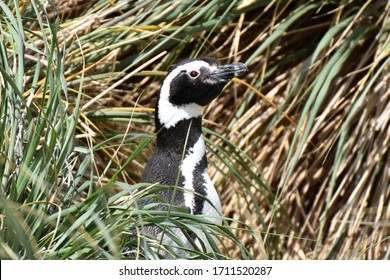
[132,57,247,256]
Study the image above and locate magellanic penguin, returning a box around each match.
[132,57,247,257]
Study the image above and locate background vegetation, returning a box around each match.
[0,0,389,259]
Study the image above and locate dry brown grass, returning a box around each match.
[2,0,388,259]
[67,0,390,259]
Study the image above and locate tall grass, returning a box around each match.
[0,0,389,259]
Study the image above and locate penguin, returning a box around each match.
[129,57,247,257]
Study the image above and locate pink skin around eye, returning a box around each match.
[189,70,199,78]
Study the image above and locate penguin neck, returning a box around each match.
[155,116,204,155]
[155,97,206,155]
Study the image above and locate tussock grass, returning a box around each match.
[0,0,389,259]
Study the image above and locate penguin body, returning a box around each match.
[131,57,247,256]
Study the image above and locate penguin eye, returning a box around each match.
[188,70,200,78]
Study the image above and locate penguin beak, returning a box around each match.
[211,62,248,81]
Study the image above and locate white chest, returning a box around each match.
[180,136,222,223]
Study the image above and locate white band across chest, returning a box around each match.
[181,135,205,211]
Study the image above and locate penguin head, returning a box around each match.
[166,57,247,106]
[157,57,248,129]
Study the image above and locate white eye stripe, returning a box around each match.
[174,60,217,76]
